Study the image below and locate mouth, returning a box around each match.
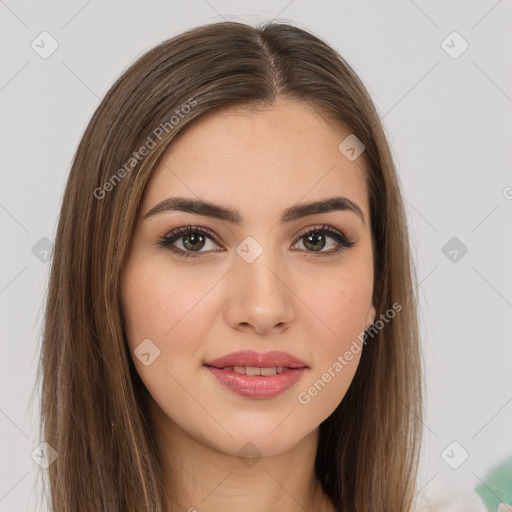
[204,365,298,375]
[203,349,308,370]
[203,350,308,399]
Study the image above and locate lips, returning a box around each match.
[203,350,308,370]
[203,350,308,399]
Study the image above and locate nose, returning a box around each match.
[223,248,295,335]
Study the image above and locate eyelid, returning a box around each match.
[293,223,349,242]
[160,224,220,244]
[158,223,355,257]
[156,224,223,257]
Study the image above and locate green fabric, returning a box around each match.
[474,455,512,511]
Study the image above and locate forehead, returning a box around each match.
[141,98,370,224]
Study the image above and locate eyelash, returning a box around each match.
[157,224,356,259]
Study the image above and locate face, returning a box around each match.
[121,98,376,458]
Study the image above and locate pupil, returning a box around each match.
[183,233,205,251]
[305,232,325,252]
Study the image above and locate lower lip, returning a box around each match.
[205,366,307,399]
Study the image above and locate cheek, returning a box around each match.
[122,257,223,410]
[293,268,373,416]
[302,266,374,353]
[121,259,215,417]
[122,258,210,352]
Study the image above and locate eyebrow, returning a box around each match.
[144,196,365,225]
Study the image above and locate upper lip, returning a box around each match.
[204,350,308,369]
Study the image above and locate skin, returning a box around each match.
[121,97,376,512]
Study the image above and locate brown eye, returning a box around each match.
[158,225,221,258]
[293,225,356,254]
[180,232,207,252]
[158,224,356,259]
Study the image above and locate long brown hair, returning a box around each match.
[37,20,423,511]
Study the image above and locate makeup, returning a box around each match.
[204,350,308,399]
[205,366,307,399]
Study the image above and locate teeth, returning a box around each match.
[228,366,286,375]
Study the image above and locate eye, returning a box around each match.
[158,225,221,259]
[291,224,356,254]
[158,224,356,259]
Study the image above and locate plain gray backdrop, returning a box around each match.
[1,1,511,510]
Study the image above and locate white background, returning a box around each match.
[1,1,511,510]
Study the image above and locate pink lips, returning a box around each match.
[204,350,307,369]
[204,350,308,399]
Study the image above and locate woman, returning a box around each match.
[38,20,423,511]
